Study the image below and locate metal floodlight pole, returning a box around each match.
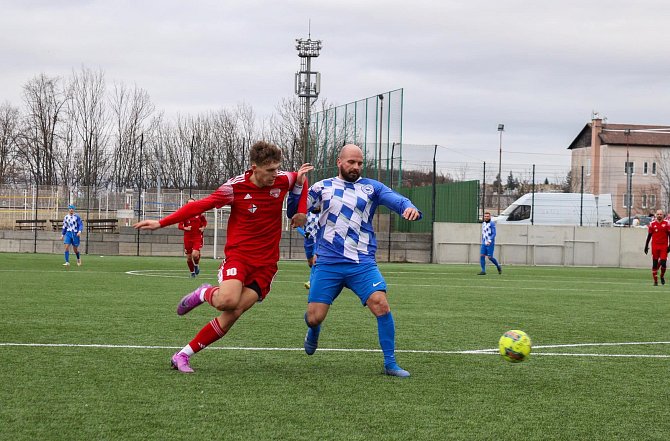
[497,124,504,215]
[295,33,322,164]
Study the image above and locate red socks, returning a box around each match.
[187,318,226,354]
[187,259,195,272]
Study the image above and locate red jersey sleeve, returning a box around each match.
[159,184,234,228]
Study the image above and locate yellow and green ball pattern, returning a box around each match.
[499,330,531,362]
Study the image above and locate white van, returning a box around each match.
[494,193,613,226]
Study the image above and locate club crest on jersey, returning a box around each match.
[248,204,257,213]
[269,188,281,198]
[361,184,374,195]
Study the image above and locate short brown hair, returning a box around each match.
[250,141,282,166]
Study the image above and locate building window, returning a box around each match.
[644,162,649,175]
[586,159,591,176]
[623,194,633,208]
[649,194,656,208]
[642,194,647,208]
[624,161,635,175]
[653,162,657,175]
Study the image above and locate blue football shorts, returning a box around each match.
[308,261,387,306]
[480,243,495,257]
[64,231,80,247]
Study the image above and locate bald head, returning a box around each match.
[337,144,363,182]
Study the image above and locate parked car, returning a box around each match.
[613,216,652,227]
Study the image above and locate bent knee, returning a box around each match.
[366,293,390,316]
[212,294,240,311]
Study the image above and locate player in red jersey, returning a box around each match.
[135,141,312,373]
[644,209,670,286]
[178,198,208,278]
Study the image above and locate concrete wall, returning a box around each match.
[1,223,649,268]
[434,223,649,268]
[0,226,433,263]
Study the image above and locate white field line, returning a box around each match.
[123,269,646,290]
[1,341,669,359]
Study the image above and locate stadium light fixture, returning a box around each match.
[295,34,322,164]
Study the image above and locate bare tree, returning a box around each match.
[16,73,69,185]
[235,102,256,171]
[655,151,670,211]
[0,102,20,184]
[110,82,155,189]
[265,97,303,170]
[68,67,110,196]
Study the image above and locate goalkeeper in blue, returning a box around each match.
[288,144,422,377]
[478,211,502,275]
[61,204,83,267]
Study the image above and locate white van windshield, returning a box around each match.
[507,205,531,221]
[501,204,518,216]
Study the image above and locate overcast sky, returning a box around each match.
[2,0,670,182]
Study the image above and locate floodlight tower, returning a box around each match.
[295,34,322,164]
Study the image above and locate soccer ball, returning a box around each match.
[498,330,531,363]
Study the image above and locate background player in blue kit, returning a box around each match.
[295,208,320,289]
[289,144,422,377]
[478,211,502,275]
[61,204,83,267]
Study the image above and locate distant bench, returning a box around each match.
[15,219,47,230]
[87,218,118,233]
[49,219,63,231]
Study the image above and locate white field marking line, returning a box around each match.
[125,270,198,279]
[1,341,669,359]
[124,269,644,291]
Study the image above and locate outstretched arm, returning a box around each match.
[377,182,422,221]
[135,184,233,231]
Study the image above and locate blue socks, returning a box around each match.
[75,252,80,260]
[489,256,501,271]
[480,255,501,272]
[64,250,70,263]
[304,312,320,342]
[377,312,396,368]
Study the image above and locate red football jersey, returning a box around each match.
[160,170,307,265]
[178,214,207,239]
[647,219,670,247]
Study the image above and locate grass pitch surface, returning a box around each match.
[1,253,669,440]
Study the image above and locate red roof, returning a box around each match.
[568,122,670,149]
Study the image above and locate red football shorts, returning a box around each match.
[652,246,668,261]
[217,257,278,300]
[184,236,203,254]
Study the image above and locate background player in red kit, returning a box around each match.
[135,141,312,373]
[644,209,670,286]
[178,198,207,277]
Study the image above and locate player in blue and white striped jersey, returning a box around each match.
[478,211,501,275]
[61,204,83,267]
[289,144,422,377]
